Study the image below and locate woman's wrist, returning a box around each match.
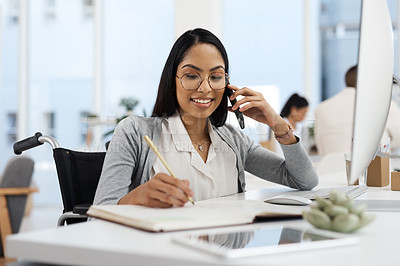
[277,134,298,145]
[274,123,297,145]
[118,189,139,205]
[273,121,291,137]
[269,115,289,134]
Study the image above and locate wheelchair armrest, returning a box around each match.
[57,212,87,226]
[58,203,92,226]
[72,203,92,215]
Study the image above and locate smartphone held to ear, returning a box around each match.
[226,87,245,129]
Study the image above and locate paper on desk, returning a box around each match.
[87,199,303,232]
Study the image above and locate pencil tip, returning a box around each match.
[188,196,195,205]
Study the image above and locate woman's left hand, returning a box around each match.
[227,84,297,145]
[227,84,281,129]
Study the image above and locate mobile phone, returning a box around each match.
[226,86,245,129]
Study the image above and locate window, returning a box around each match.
[43,112,55,137]
[319,0,398,100]
[82,0,93,20]
[222,0,304,106]
[6,113,17,143]
[79,111,98,148]
[0,0,19,172]
[43,0,56,23]
[320,0,361,100]
[8,0,19,25]
[102,0,174,124]
[27,0,94,206]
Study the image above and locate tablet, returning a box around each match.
[173,226,358,259]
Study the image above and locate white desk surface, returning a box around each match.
[6,171,400,266]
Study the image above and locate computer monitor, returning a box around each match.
[349,0,394,185]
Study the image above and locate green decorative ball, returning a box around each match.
[302,191,375,233]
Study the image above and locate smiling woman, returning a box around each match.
[93,28,318,209]
[174,44,227,161]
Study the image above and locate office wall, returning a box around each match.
[175,0,222,39]
[223,0,308,108]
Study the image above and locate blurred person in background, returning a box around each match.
[280,93,309,137]
[274,93,309,156]
[315,65,400,156]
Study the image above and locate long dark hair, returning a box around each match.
[280,93,309,118]
[152,28,229,127]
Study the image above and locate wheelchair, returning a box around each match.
[13,132,106,226]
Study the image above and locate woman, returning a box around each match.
[280,93,309,135]
[93,28,318,208]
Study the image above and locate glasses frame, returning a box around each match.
[176,72,229,91]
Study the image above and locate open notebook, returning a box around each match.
[87,199,304,232]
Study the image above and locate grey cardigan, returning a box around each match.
[93,116,318,206]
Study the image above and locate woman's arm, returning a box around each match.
[93,117,193,207]
[225,84,318,190]
[93,118,139,206]
[245,139,318,190]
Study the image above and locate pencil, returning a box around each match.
[143,135,195,205]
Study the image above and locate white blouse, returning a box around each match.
[151,112,238,201]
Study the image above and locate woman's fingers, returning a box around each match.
[147,198,173,208]
[227,84,280,126]
[227,84,260,100]
[147,189,187,207]
[149,176,191,205]
[231,96,261,111]
[236,101,258,112]
[228,86,266,113]
[119,172,193,208]
[139,173,192,207]
[227,83,239,91]
[155,174,193,199]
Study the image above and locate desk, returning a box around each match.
[6,172,400,266]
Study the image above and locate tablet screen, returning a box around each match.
[192,227,330,249]
[174,226,358,258]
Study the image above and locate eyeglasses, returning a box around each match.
[176,72,229,91]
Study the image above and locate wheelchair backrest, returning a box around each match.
[53,148,106,213]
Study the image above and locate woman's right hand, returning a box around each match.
[118,173,194,208]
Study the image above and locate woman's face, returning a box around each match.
[175,43,226,120]
[290,106,309,122]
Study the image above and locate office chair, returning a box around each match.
[0,156,37,259]
[14,132,106,226]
